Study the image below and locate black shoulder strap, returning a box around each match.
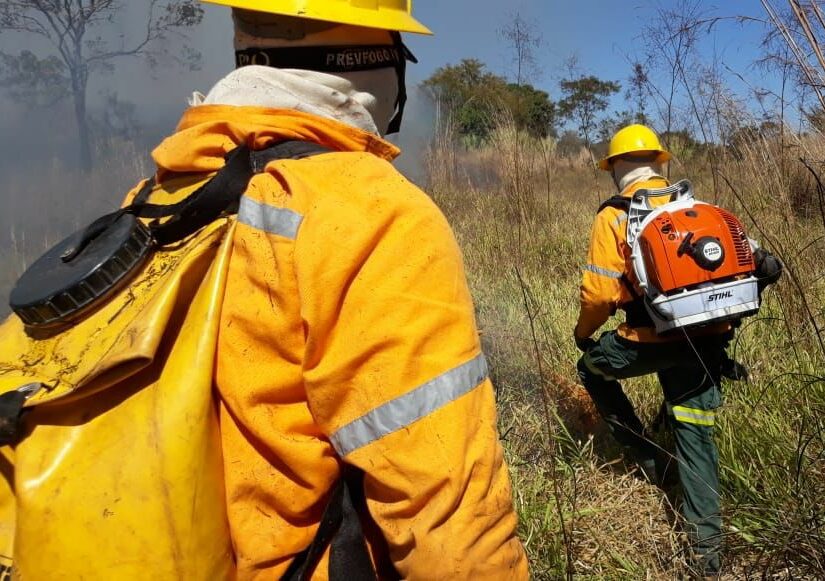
[250,141,334,172]
[620,274,641,301]
[149,140,333,245]
[281,468,378,581]
[598,195,630,214]
[595,195,655,327]
[62,141,332,260]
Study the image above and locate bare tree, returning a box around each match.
[641,4,692,145]
[640,0,732,192]
[762,0,825,114]
[640,0,728,160]
[626,62,650,124]
[0,1,203,171]
[499,12,540,87]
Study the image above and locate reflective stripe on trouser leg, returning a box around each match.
[670,407,722,573]
[671,405,716,426]
[330,353,488,457]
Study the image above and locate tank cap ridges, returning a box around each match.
[9,214,153,329]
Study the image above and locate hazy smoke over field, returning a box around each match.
[0,5,435,309]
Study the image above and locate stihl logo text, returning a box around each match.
[707,291,733,302]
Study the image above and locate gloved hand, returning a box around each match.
[574,332,596,353]
[720,356,749,382]
[753,248,783,291]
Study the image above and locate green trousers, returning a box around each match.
[576,331,728,574]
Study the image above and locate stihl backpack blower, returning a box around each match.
[622,180,760,334]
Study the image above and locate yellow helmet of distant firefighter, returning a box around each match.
[200,0,433,34]
[598,124,671,170]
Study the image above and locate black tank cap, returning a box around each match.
[9,214,152,329]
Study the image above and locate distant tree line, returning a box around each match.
[422,58,650,154]
[422,59,555,141]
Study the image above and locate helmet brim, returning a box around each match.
[203,0,434,35]
[598,150,671,171]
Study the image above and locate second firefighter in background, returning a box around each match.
[573,124,781,577]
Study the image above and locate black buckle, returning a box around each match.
[0,383,43,446]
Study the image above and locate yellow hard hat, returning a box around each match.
[598,124,671,171]
[201,0,433,35]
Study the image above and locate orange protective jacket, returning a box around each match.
[575,177,671,343]
[149,106,528,580]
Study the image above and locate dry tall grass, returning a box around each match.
[427,114,825,579]
[0,138,152,311]
[0,117,822,579]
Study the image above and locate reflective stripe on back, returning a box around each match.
[612,212,628,229]
[238,196,304,239]
[330,353,489,457]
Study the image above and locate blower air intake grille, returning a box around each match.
[713,207,753,268]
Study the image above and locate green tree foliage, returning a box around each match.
[725,121,782,159]
[661,129,702,161]
[423,58,556,141]
[558,75,621,148]
[0,0,204,171]
[506,83,557,139]
[423,59,503,139]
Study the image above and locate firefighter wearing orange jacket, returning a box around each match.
[180,1,528,579]
[574,125,729,577]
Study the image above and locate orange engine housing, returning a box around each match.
[638,204,755,294]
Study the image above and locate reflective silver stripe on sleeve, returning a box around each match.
[612,213,628,228]
[330,353,489,457]
[584,264,623,279]
[238,196,303,239]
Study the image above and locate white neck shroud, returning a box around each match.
[192,12,399,135]
[612,159,665,193]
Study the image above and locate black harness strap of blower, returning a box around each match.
[619,278,655,329]
[598,195,630,214]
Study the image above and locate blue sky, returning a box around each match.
[402,0,772,87]
[0,1,787,131]
[173,1,781,127]
[401,0,780,117]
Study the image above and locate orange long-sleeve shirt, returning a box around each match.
[575,178,671,343]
